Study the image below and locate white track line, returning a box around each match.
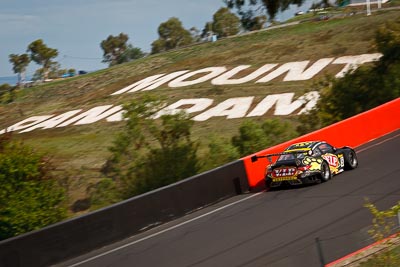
[356,133,400,153]
[67,192,263,267]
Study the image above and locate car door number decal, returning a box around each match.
[339,154,345,168]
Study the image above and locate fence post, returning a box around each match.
[316,237,326,267]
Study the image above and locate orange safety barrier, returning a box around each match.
[242,98,400,190]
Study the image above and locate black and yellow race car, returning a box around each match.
[251,141,358,188]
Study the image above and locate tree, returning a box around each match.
[48,61,62,79]
[232,119,298,156]
[132,113,200,195]
[201,136,240,171]
[8,53,30,87]
[375,19,400,68]
[0,83,15,104]
[27,39,58,81]
[0,84,11,98]
[201,22,214,39]
[298,19,400,133]
[225,0,305,22]
[116,44,145,65]
[317,0,332,8]
[0,134,66,240]
[68,68,76,76]
[87,178,121,210]
[102,94,200,198]
[232,120,271,156]
[151,17,193,54]
[100,33,140,66]
[336,0,349,7]
[190,27,202,42]
[212,8,241,38]
[239,10,267,31]
[32,68,45,82]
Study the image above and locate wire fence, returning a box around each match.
[320,223,400,266]
[242,223,400,267]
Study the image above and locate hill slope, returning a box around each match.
[1,9,399,212]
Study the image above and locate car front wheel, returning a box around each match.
[345,150,358,170]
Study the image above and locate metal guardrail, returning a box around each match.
[0,160,249,267]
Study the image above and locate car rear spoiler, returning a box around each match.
[251,151,311,163]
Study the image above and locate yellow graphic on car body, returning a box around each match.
[302,156,323,171]
[290,142,314,148]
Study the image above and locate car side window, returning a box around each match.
[279,154,293,161]
[318,143,334,154]
[312,148,322,156]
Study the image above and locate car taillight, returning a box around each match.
[298,165,311,172]
[266,165,273,176]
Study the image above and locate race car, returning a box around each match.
[251,141,358,188]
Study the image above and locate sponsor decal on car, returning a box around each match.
[273,167,297,178]
[322,153,345,174]
[272,177,299,182]
[323,154,339,167]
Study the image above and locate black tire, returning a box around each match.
[344,150,358,170]
[320,161,331,182]
[265,178,272,190]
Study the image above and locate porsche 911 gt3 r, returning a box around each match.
[251,141,358,188]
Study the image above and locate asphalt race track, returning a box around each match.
[59,131,400,267]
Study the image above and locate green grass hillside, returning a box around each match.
[1,9,399,213]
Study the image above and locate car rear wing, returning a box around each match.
[251,150,311,163]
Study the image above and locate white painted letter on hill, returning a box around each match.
[333,53,382,78]
[168,67,227,88]
[155,98,214,118]
[193,97,254,121]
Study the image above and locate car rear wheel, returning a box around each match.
[320,161,331,182]
[265,178,272,190]
[345,150,358,170]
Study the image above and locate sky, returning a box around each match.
[0,0,316,79]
